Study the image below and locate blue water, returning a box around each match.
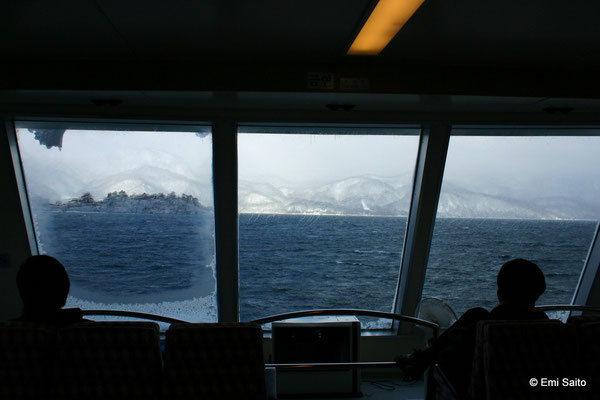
[239,214,404,321]
[35,211,216,303]
[34,211,597,322]
[239,215,596,320]
[426,218,596,315]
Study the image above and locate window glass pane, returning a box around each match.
[424,135,600,316]
[16,125,216,324]
[238,131,420,327]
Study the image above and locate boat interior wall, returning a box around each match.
[5,60,600,100]
[0,122,33,321]
[5,91,600,126]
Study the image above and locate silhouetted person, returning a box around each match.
[397,258,547,397]
[15,255,85,325]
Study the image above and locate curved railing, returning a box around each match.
[265,361,399,369]
[535,304,600,314]
[251,308,439,338]
[82,308,439,336]
[82,310,188,324]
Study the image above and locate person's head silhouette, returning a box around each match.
[497,258,546,308]
[16,255,70,317]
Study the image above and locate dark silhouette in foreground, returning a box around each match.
[397,258,547,396]
[15,255,85,325]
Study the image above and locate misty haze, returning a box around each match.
[18,129,600,220]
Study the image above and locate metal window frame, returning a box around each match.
[393,124,451,323]
[5,116,600,327]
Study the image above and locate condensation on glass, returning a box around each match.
[15,124,216,324]
[237,128,420,327]
[424,134,600,316]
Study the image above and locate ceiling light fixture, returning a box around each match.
[347,0,425,55]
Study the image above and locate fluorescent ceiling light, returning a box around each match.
[347,0,425,55]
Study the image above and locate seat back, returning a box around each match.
[576,321,600,389]
[53,321,162,400]
[164,322,266,400]
[566,314,600,327]
[0,322,55,400]
[471,320,584,400]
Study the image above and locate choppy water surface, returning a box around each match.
[240,215,595,320]
[35,211,596,322]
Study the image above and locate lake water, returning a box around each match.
[33,211,597,324]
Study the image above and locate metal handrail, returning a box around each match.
[81,308,439,338]
[82,310,188,324]
[81,307,440,340]
[534,304,600,314]
[250,308,439,339]
[265,361,397,370]
[80,306,600,327]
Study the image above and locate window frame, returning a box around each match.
[7,117,600,332]
[12,120,217,323]
[236,125,422,326]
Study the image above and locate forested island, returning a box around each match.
[50,191,208,214]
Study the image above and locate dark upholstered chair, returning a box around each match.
[566,314,600,327]
[470,320,583,400]
[53,322,163,400]
[434,320,589,400]
[575,321,600,390]
[0,322,55,400]
[164,322,267,400]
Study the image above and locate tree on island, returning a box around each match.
[55,191,208,214]
[66,192,95,205]
[107,191,129,199]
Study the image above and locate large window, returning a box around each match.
[15,122,599,326]
[16,124,216,322]
[424,134,600,315]
[238,128,420,326]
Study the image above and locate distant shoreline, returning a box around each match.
[238,211,597,222]
[39,208,597,222]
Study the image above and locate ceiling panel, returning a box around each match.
[91,0,371,57]
[5,0,600,80]
[9,0,130,57]
[385,0,600,67]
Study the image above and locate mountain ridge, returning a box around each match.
[38,175,599,220]
[240,176,599,220]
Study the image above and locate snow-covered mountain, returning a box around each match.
[239,176,410,216]
[239,176,600,220]
[35,171,599,220]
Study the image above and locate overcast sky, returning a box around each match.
[16,128,600,204]
[17,129,213,202]
[238,133,419,184]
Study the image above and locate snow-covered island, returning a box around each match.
[50,191,209,214]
